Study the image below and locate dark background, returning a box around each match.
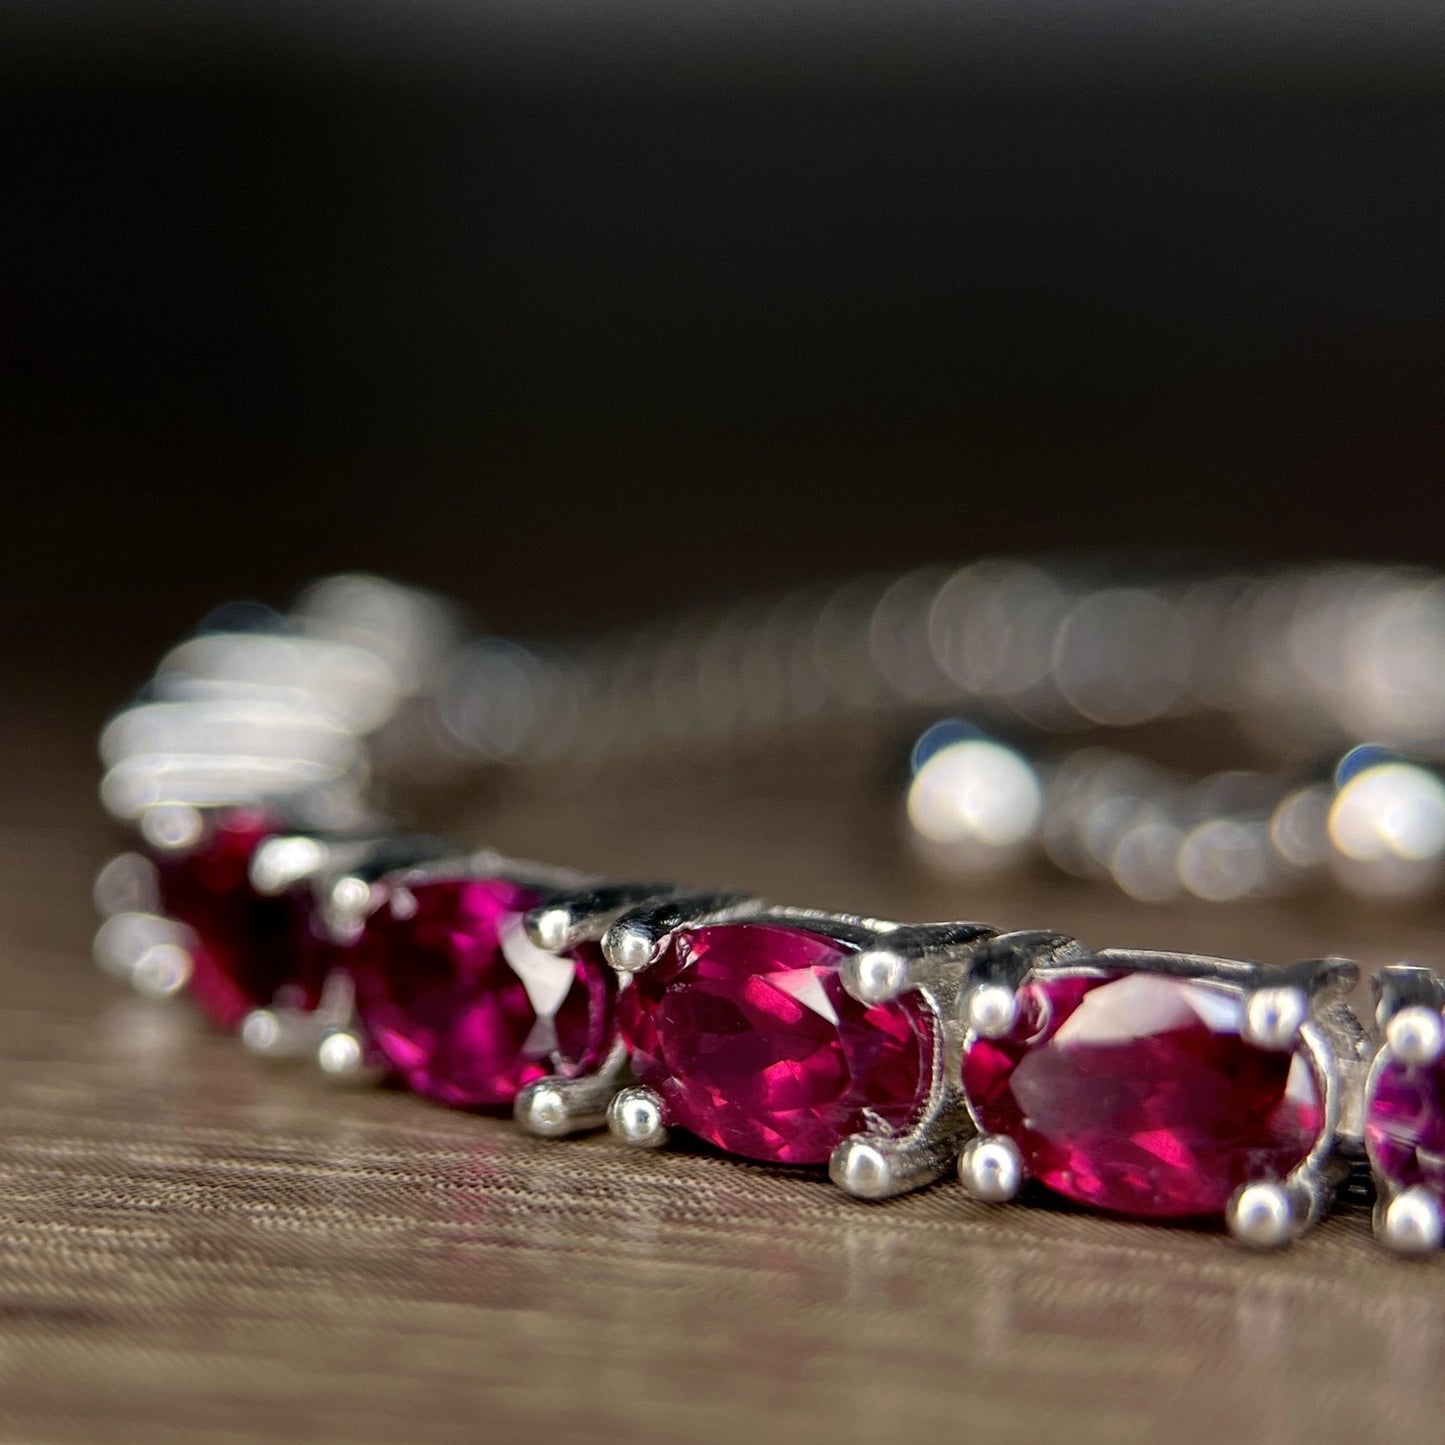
[6,2,1445,680]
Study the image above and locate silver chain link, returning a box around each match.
[100,563,1445,906]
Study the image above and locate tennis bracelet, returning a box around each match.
[92,567,1445,1252]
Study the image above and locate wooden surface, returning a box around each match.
[3,703,1445,1445]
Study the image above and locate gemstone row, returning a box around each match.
[129,808,1444,1241]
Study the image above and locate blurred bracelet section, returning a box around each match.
[101,563,1445,908]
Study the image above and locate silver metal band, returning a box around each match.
[101,565,1445,907]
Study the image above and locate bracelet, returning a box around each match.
[92,569,1445,1254]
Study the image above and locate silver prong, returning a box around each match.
[1386,1006,1445,1068]
[96,911,194,999]
[830,1130,958,1201]
[1378,1186,1445,1254]
[958,1134,1025,1203]
[601,892,760,975]
[139,802,206,853]
[239,1007,313,1059]
[331,873,373,916]
[315,1027,374,1082]
[840,922,996,1006]
[130,942,193,999]
[250,835,329,895]
[513,1077,607,1137]
[516,1081,572,1137]
[607,1086,669,1149]
[1226,1180,1298,1249]
[514,1039,629,1137]
[93,853,160,918]
[965,982,1020,1039]
[324,873,376,944]
[603,924,656,974]
[840,948,907,1005]
[94,911,183,981]
[528,906,573,954]
[1243,986,1309,1051]
[523,883,674,953]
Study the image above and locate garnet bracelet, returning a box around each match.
[93,570,1445,1253]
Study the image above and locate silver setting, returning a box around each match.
[316,1028,370,1081]
[1226,1180,1301,1249]
[1379,1187,1445,1255]
[139,803,206,853]
[239,1006,314,1060]
[93,910,195,998]
[290,833,457,947]
[828,1116,968,1203]
[514,1038,632,1138]
[964,982,1019,1040]
[958,1134,1025,1204]
[608,1086,669,1149]
[599,892,763,974]
[1364,965,1445,1252]
[842,948,908,1007]
[522,883,674,954]
[130,939,194,999]
[1242,985,1310,1052]
[326,873,376,944]
[250,834,331,895]
[93,852,160,917]
[839,921,994,1006]
[306,974,381,1084]
[1384,1006,1444,1068]
[827,917,998,1201]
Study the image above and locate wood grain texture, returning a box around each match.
[2,708,1444,1445]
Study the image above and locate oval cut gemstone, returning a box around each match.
[154,809,323,1030]
[617,923,934,1165]
[961,971,1324,1218]
[348,877,617,1109]
[1365,1047,1445,1200]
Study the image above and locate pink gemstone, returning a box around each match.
[617,923,934,1165]
[348,877,617,1109]
[1366,1047,1445,1199]
[154,809,323,1030]
[961,971,1324,1219]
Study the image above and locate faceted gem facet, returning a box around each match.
[617,922,934,1165]
[961,971,1324,1218]
[153,809,321,1030]
[1366,1047,1445,1200]
[348,876,617,1109]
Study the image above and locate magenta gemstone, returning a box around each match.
[1366,1045,1445,1200]
[617,923,934,1165]
[348,877,617,1109]
[961,971,1324,1219]
[154,809,323,1031]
